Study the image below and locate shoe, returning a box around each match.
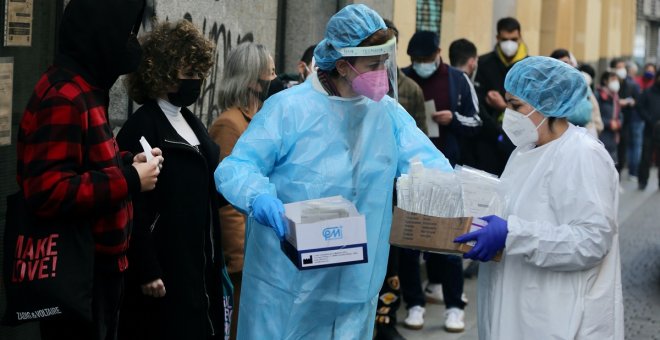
[444,307,465,333]
[629,175,638,183]
[639,182,647,191]
[375,322,407,340]
[424,283,443,304]
[403,306,425,330]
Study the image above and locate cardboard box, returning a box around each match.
[390,207,501,261]
[282,197,368,270]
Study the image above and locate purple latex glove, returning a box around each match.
[454,215,508,262]
[252,194,287,240]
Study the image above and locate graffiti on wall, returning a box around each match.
[184,13,253,127]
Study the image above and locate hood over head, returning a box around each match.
[57,0,145,89]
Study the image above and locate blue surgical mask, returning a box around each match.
[413,61,438,79]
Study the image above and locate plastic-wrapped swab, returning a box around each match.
[396,160,502,218]
[396,159,464,217]
[300,196,354,223]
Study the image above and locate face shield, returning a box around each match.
[335,37,398,102]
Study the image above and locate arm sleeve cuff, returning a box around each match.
[122,165,141,195]
[121,151,134,166]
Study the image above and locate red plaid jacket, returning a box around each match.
[17,65,141,272]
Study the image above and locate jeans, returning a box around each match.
[399,250,466,310]
[627,120,645,176]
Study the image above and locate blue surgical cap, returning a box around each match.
[504,56,589,118]
[314,4,386,71]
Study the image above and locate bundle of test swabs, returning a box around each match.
[396,159,504,218]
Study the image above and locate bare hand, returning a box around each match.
[141,278,166,298]
[133,147,163,164]
[134,156,163,192]
[485,90,507,110]
[432,110,453,126]
[610,120,621,131]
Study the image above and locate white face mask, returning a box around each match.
[608,80,621,93]
[615,68,627,79]
[499,40,519,57]
[413,61,438,79]
[502,107,546,146]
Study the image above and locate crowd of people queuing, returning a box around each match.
[12,0,644,339]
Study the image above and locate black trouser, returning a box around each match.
[617,119,630,173]
[638,130,660,188]
[41,267,124,340]
[399,250,466,309]
[376,246,402,325]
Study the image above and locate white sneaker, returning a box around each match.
[404,305,425,330]
[629,175,638,183]
[444,307,465,333]
[424,283,443,304]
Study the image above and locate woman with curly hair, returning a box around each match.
[116,19,232,340]
[207,42,275,340]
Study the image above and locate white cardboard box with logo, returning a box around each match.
[282,196,368,270]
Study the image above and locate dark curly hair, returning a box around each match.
[126,19,215,104]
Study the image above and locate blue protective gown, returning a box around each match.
[215,74,451,339]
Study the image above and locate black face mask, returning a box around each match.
[250,79,271,103]
[267,77,286,98]
[168,79,202,107]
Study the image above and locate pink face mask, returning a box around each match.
[347,63,389,102]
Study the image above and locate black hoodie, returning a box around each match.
[56,0,145,90]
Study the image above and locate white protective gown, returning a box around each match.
[477,125,624,340]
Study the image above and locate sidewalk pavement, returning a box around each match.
[394,168,659,340]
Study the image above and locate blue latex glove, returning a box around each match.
[454,215,508,262]
[252,194,287,240]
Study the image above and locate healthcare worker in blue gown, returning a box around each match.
[455,57,624,340]
[215,4,452,339]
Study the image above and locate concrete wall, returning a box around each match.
[393,0,417,67]
[574,0,604,63]
[282,0,336,75]
[439,0,494,62]
[515,0,543,56]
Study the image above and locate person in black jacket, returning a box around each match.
[638,70,660,190]
[116,20,231,340]
[474,17,528,175]
[611,59,643,178]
